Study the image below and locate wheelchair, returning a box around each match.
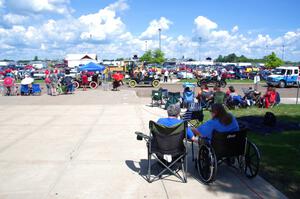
[194,128,260,183]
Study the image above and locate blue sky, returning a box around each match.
[0,0,300,61]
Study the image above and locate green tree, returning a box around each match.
[153,49,165,64]
[33,56,39,61]
[265,52,283,68]
[140,50,153,63]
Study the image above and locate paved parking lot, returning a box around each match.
[0,90,287,199]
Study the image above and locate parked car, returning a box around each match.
[177,71,194,79]
[267,66,299,88]
[32,71,46,80]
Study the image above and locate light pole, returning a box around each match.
[145,40,148,51]
[158,28,162,50]
[282,44,285,61]
[198,37,202,61]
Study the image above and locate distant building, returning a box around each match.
[0,61,12,67]
[65,54,98,68]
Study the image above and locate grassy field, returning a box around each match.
[200,105,300,199]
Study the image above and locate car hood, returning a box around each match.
[268,75,282,79]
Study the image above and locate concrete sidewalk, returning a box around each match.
[0,90,287,199]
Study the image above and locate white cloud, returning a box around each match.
[140,17,173,40]
[232,25,239,33]
[194,16,218,37]
[5,0,72,15]
[0,0,4,8]
[3,13,28,24]
[0,1,300,62]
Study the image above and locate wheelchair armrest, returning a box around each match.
[135,131,150,141]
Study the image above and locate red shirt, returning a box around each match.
[82,75,88,84]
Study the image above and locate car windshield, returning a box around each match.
[274,69,286,75]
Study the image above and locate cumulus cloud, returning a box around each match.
[5,0,72,15]
[0,1,300,61]
[0,0,4,8]
[232,25,239,33]
[140,17,173,40]
[3,13,28,24]
[194,16,218,38]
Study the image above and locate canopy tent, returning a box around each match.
[79,62,106,72]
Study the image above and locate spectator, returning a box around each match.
[164,70,169,82]
[157,104,195,141]
[81,71,88,91]
[191,104,239,140]
[49,70,58,96]
[45,74,52,95]
[213,86,226,104]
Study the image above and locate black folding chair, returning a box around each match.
[136,121,188,183]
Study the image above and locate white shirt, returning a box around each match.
[254,75,261,84]
[164,70,169,77]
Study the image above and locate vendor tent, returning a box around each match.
[79,62,106,72]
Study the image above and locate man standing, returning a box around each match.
[254,73,261,91]
[164,69,169,83]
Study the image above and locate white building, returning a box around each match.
[65,54,98,68]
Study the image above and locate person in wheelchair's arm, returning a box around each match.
[157,104,196,141]
[191,104,239,140]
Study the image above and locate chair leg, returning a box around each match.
[192,142,195,161]
[147,153,151,183]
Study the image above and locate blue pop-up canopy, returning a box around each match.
[79,62,106,72]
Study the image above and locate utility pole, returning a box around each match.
[158,28,162,50]
[198,37,202,61]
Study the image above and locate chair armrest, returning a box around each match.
[135,131,150,141]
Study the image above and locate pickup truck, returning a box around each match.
[267,66,299,88]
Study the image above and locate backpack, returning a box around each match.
[263,112,276,126]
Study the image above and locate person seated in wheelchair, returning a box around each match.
[157,104,195,141]
[191,104,239,141]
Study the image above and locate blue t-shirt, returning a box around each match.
[157,118,194,139]
[197,116,239,140]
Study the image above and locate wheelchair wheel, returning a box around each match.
[244,140,260,178]
[197,144,217,183]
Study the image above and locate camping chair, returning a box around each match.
[32,84,42,96]
[158,88,168,104]
[151,90,162,107]
[182,91,194,108]
[165,92,181,110]
[135,121,188,183]
[20,85,30,96]
[213,91,226,104]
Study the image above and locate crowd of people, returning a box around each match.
[196,84,280,109]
